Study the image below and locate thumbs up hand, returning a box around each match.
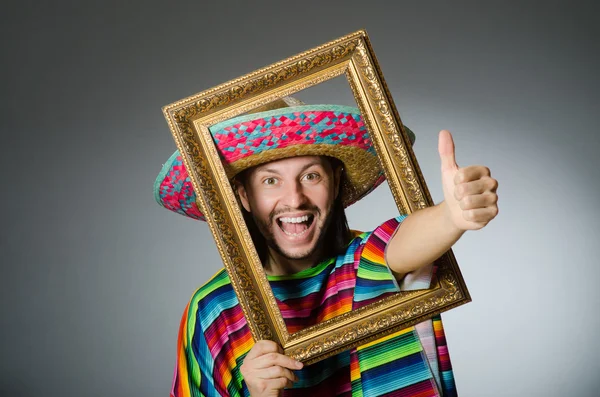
[438,130,499,231]
[384,130,500,276]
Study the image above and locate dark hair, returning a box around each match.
[239,156,352,265]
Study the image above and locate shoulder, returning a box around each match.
[351,216,408,305]
[191,268,234,302]
[349,215,408,249]
[184,268,239,331]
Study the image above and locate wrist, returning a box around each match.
[437,201,465,238]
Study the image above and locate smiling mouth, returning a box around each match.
[276,215,315,237]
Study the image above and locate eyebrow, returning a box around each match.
[255,160,324,176]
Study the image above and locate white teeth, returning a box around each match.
[279,215,309,224]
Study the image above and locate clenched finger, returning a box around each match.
[271,377,294,390]
[454,165,491,184]
[245,340,282,360]
[455,177,498,199]
[462,207,499,223]
[260,365,298,382]
[253,352,303,370]
[459,192,498,210]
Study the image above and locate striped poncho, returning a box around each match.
[171,216,458,396]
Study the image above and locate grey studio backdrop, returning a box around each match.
[1,1,598,396]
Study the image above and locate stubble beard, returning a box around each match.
[252,203,335,263]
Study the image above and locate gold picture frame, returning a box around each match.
[162,30,470,365]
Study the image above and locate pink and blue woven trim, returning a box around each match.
[154,151,205,221]
[210,105,374,161]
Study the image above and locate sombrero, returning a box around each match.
[154,100,415,221]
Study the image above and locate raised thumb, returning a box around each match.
[438,130,458,171]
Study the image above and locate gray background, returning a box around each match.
[1,1,599,396]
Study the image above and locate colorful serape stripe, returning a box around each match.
[171,217,457,397]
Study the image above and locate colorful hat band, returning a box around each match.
[154,104,415,221]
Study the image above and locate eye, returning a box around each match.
[302,172,321,182]
[262,177,278,185]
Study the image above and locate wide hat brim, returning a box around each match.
[154,104,415,221]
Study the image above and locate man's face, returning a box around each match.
[237,156,341,261]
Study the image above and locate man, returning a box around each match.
[155,101,499,397]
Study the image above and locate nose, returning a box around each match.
[281,180,308,208]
